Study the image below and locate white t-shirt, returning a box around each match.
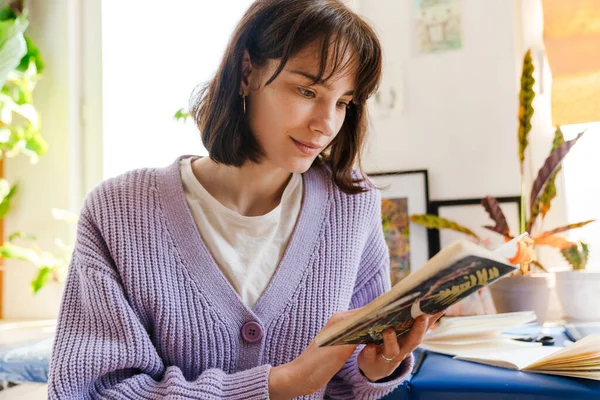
[180,157,303,309]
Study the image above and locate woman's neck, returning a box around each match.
[191,157,293,217]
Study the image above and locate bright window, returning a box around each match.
[562,122,600,270]
[101,1,254,179]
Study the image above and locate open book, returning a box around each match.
[455,334,600,381]
[420,311,542,356]
[315,236,526,347]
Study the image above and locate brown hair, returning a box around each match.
[190,0,382,194]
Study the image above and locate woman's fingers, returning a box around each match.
[381,329,401,361]
[427,311,445,330]
[397,315,429,356]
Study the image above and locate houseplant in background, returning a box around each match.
[0,1,70,295]
[411,49,594,323]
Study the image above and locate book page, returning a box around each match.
[421,338,541,357]
[426,311,536,341]
[525,334,600,370]
[454,346,560,370]
[531,370,600,381]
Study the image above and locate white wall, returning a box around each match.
[360,0,522,200]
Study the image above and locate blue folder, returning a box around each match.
[383,328,600,400]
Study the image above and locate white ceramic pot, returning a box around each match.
[555,270,600,321]
[488,273,554,324]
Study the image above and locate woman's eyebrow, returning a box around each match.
[289,69,354,96]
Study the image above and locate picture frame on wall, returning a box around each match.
[369,170,430,285]
[428,196,522,256]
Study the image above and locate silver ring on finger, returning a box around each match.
[381,353,395,362]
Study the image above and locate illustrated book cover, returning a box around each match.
[315,238,525,347]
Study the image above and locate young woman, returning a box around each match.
[48,1,439,398]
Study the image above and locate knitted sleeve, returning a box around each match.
[47,212,271,400]
[324,189,414,400]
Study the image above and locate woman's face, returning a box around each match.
[242,43,356,173]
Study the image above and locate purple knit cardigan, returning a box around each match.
[47,156,413,399]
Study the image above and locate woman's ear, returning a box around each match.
[240,49,253,96]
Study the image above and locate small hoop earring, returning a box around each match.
[242,95,246,114]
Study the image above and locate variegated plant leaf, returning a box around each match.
[561,241,590,270]
[528,126,565,231]
[532,233,575,249]
[481,196,511,237]
[529,131,585,214]
[518,49,535,173]
[410,214,480,239]
[508,240,534,266]
[542,220,596,236]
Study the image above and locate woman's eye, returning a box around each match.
[298,87,315,98]
[337,101,350,109]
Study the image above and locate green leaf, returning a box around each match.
[0,180,17,219]
[16,35,44,74]
[24,130,47,156]
[8,231,36,241]
[0,7,18,21]
[0,15,28,88]
[31,266,52,293]
[560,241,590,270]
[174,108,190,122]
[410,214,480,239]
[0,241,41,264]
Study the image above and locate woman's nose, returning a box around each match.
[309,104,337,137]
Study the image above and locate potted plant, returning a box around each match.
[410,50,594,323]
[0,1,62,295]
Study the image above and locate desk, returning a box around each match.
[383,327,600,400]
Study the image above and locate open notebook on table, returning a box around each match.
[455,334,600,381]
[420,311,541,356]
[419,312,600,381]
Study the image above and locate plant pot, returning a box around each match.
[555,270,600,322]
[488,273,554,324]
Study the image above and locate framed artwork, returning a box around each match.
[414,0,462,53]
[369,170,430,285]
[428,196,522,256]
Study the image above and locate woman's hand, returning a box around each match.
[357,312,443,382]
[268,309,362,399]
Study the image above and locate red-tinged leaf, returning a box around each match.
[482,226,513,241]
[529,131,585,213]
[481,196,511,237]
[528,126,565,231]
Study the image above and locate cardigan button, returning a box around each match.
[241,321,263,343]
